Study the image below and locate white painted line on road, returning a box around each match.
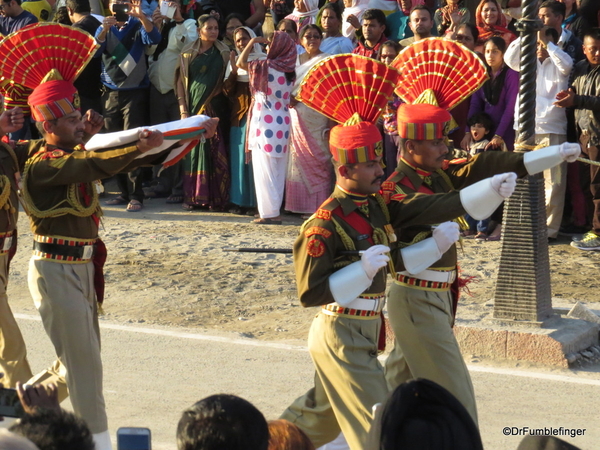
[467,364,600,387]
[17,313,600,386]
[15,313,308,352]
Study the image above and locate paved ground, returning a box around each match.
[7,314,599,450]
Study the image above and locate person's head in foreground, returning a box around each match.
[379,379,483,450]
[9,408,95,450]
[177,394,269,450]
[268,419,314,450]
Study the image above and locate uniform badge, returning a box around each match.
[315,208,331,220]
[305,226,332,238]
[306,238,326,258]
[391,193,407,202]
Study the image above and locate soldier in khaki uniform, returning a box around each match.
[0,108,33,388]
[2,75,217,450]
[280,54,521,450]
[382,78,582,425]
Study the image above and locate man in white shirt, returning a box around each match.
[504,27,573,240]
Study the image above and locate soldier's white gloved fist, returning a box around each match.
[491,172,517,198]
[559,142,581,162]
[360,244,390,280]
[433,221,461,254]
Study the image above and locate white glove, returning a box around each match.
[491,172,517,198]
[360,244,390,280]
[559,142,581,162]
[433,222,460,254]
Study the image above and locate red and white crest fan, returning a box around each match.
[0,23,98,88]
[391,37,488,110]
[298,54,400,124]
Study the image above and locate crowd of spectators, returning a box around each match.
[1,0,599,244]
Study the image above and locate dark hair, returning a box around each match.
[544,26,559,43]
[177,394,269,450]
[267,420,315,450]
[53,5,72,24]
[277,18,298,35]
[467,112,495,139]
[318,2,343,27]
[484,35,506,53]
[363,8,387,27]
[10,409,95,450]
[197,13,218,29]
[539,1,566,19]
[409,4,433,21]
[378,40,402,59]
[380,379,483,450]
[300,23,322,40]
[456,23,479,43]
[65,0,90,13]
[583,27,600,42]
[225,12,245,27]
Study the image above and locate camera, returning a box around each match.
[112,3,129,22]
[0,388,25,418]
[117,427,151,450]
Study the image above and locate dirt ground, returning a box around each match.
[8,190,600,343]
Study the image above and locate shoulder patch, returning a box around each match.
[305,226,332,239]
[380,180,396,204]
[306,238,326,258]
[391,193,407,202]
[315,208,332,220]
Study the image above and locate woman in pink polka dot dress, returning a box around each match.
[239,31,297,224]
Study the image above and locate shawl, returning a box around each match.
[249,31,297,94]
[342,0,369,38]
[224,26,266,83]
[475,0,515,44]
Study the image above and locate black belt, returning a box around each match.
[33,241,95,259]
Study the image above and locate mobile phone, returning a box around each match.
[117,427,151,450]
[0,387,25,418]
[112,3,129,22]
[160,2,176,18]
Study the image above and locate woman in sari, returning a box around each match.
[223,26,264,215]
[175,14,231,210]
[474,0,516,52]
[240,31,297,224]
[285,0,320,33]
[285,24,332,216]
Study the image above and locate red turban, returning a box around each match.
[397,103,452,140]
[329,121,383,164]
[28,80,79,122]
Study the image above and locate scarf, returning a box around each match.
[292,0,319,18]
[249,31,297,94]
[483,64,509,106]
[342,0,369,38]
[224,26,265,83]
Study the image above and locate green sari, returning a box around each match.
[183,45,230,208]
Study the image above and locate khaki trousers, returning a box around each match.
[537,134,567,238]
[28,257,108,433]
[384,283,478,425]
[0,252,33,387]
[281,312,388,450]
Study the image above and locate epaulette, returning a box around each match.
[390,193,407,202]
[40,149,66,160]
[315,208,332,220]
[444,158,468,170]
[305,226,332,239]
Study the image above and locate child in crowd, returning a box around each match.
[464,112,506,239]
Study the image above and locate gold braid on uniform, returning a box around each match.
[22,154,102,219]
[374,193,390,223]
[331,216,359,269]
[0,175,15,214]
